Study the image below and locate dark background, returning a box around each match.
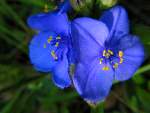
[0,0,149,113]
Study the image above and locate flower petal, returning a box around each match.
[52,48,71,89]
[27,11,69,36]
[100,5,129,38]
[29,31,57,72]
[73,59,114,103]
[114,35,145,81]
[71,17,109,62]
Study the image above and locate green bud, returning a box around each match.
[70,0,94,15]
[96,0,117,9]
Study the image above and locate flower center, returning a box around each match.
[43,35,63,60]
[99,49,124,71]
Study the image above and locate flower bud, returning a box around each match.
[70,0,94,15]
[96,0,117,9]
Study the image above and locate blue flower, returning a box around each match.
[71,6,145,103]
[27,0,72,89]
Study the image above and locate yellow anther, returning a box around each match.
[55,42,59,47]
[108,50,114,55]
[118,51,123,58]
[99,58,103,64]
[103,50,107,57]
[119,58,123,64]
[47,36,52,43]
[106,53,110,58]
[56,36,61,40]
[102,66,109,71]
[44,4,48,12]
[51,50,58,60]
[43,44,47,48]
[103,50,113,58]
[113,63,119,69]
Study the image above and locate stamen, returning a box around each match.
[47,36,52,43]
[102,66,109,71]
[56,36,61,40]
[55,42,59,47]
[99,58,103,64]
[108,50,114,55]
[113,63,119,69]
[106,53,110,58]
[118,51,123,58]
[103,50,113,58]
[51,50,58,60]
[103,50,107,57]
[119,58,123,64]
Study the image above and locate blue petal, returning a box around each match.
[71,17,109,62]
[52,48,71,89]
[29,31,57,72]
[100,5,129,38]
[113,35,145,81]
[73,59,114,103]
[27,11,69,36]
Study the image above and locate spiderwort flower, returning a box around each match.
[71,6,145,103]
[27,0,72,89]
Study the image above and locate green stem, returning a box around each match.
[91,102,104,113]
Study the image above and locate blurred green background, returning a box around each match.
[0,0,150,113]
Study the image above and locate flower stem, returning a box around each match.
[91,102,104,113]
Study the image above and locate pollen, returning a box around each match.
[51,50,58,60]
[47,36,52,43]
[118,51,123,58]
[99,58,103,64]
[103,50,113,58]
[102,66,109,71]
[103,50,107,57]
[113,63,119,69]
[56,36,61,40]
[55,42,59,47]
[108,50,114,55]
[119,58,123,64]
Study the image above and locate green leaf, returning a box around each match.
[133,25,150,45]
[134,65,150,75]
[132,65,150,84]
[0,91,22,113]
[136,88,150,112]
[133,24,150,54]
[0,1,29,32]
